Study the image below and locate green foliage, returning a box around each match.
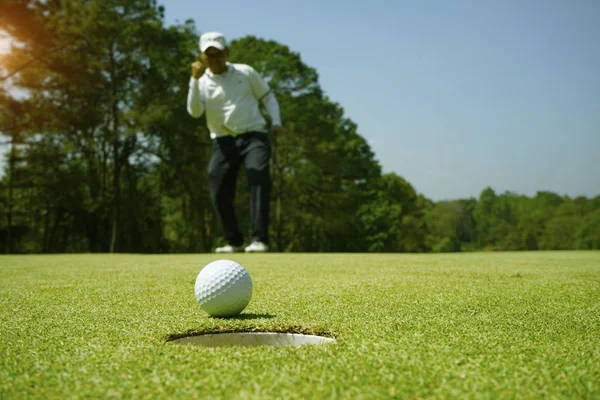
[355,173,430,252]
[539,216,582,250]
[357,190,402,252]
[432,236,461,252]
[227,36,383,252]
[576,209,600,250]
[0,2,598,253]
[426,198,478,252]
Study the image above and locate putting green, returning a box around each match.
[1,252,598,398]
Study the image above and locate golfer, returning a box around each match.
[187,32,284,253]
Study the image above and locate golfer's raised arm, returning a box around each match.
[187,76,204,118]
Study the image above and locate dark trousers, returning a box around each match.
[208,132,272,246]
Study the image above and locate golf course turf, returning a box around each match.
[1,251,598,398]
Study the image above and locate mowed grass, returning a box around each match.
[1,252,599,399]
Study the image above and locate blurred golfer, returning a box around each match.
[187,32,284,253]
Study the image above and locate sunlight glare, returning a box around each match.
[0,36,12,54]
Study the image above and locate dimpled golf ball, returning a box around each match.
[194,259,253,317]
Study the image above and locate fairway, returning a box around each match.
[1,252,599,399]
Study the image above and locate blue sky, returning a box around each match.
[1,0,598,201]
[159,0,599,201]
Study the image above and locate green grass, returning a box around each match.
[1,252,599,399]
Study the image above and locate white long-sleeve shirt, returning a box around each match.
[187,62,281,139]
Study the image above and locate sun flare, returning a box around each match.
[0,36,12,54]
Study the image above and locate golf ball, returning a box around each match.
[194,259,253,317]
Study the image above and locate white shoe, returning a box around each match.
[215,244,244,253]
[245,241,269,252]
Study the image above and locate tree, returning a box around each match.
[473,187,497,249]
[227,36,383,252]
[0,0,198,252]
[575,209,600,250]
[4,2,594,254]
[537,197,585,250]
[426,201,462,252]
[358,173,427,252]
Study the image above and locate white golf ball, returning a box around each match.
[194,259,253,317]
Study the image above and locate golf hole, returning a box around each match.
[170,332,336,348]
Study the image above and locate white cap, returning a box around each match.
[199,32,227,52]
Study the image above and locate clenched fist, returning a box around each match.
[191,61,205,79]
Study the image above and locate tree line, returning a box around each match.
[1,0,598,253]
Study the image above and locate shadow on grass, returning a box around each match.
[165,320,338,342]
[211,313,276,320]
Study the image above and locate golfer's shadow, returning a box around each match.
[212,313,276,320]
